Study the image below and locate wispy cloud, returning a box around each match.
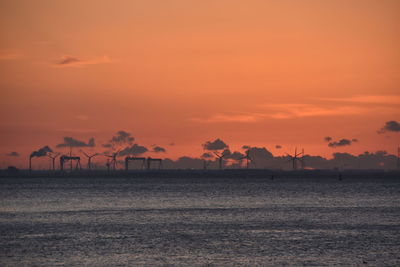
[0,49,23,60]
[262,104,368,119]
[76,115,89,121]
[192,95,399,123]
[53,55,111,67]
[56,128,98,133]
[191,113,262,123]
[312,95,400,105]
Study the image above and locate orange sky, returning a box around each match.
[1,0,399,168]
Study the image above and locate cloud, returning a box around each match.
[102,143,113,148]
[104,131,135,148]
[262,104,367,119]
[201,152,213,159]
[275,145,282,149]
[192,113,262,123]
[203,138,229,151]
[313,95,400,105]
[30,146,53,158]
[224,150,245,160]
[0,49,22,60]
[76,115,89,121]
[57,137,95,148]
[153,146,166,153]
[328,138,358,148]
[119,144,148,156]
[378,120,400,134]
[324,136,332,142]
[53,55,111,67]
[56,128,98,133]
[247,147,274,159]
[6,152,20,157]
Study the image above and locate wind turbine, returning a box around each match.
[105,150,120,170]
[47,152,60,171]
[81,150,99,170]
[213,152,226,170]
[286,147,304,170]
[240,149,255,169]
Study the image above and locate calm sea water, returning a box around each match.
[1,176,399,266]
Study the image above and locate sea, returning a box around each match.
[1,175,399,266]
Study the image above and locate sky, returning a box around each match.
[0,0,399,168]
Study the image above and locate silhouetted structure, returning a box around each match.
[147,157,162,170]
[106,159,111,173]
[105,150,120,170]
[81,150,99,170]
[397,146,400,170]
[47,153,60,170]
[125,156,146,170]
[60,155,81,171]
[29,156,32,173]
[240,149,255,169]
[203,160,211,170]
[213,152,226,170]
[286,148,304,170]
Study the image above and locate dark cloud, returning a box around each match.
[119,144,148,156]
[105,131,135,148]
[275,145,282,149]
[153,146,166,153]
[57,137,95,148]
[6,152,19,157]
[378,120,400,134]
[352,138,358,142]
[324,136,332,142]
[102,143,112,148]
[201,152,213,159]
[169,142,175,146]
[56,56,81,65]
[203,138,228,151]
[247,147,273,159]
[30,146,53,158]
[328,139,352,148]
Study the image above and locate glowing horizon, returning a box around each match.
[1,0,399,168]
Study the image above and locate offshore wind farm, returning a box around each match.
[1,1,400,266]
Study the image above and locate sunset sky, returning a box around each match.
[1,0,399,168]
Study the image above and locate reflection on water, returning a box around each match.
[1,177,400,266]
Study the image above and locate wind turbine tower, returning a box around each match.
[81,150,99,170]
[105,150,120,170]
[240,150,255,169]
[47,152,60,171]
[213,152,226,170]
[286,147,304,170]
